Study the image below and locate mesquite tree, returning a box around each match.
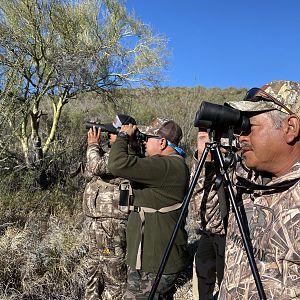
[0,0,168,182]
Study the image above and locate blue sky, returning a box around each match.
[125,0,300,89]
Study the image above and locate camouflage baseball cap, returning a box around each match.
[140,118,183,145]
[226,80,300,116]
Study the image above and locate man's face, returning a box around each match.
[238,111,286,173]
[144,137,161,157]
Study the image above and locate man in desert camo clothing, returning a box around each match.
[83,114,136,300]
[218,80,300,299]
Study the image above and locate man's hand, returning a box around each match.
[88,127,101,145]
[120,124,137,139]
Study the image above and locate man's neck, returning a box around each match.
[272,153,300,179]
[161,147,177,156]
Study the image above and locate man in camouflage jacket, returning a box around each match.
[189,131,255,300]
[188,132,234,300]
[83,114,136,300]
[217,80,300,299]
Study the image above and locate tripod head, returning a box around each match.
[197,125,238,175]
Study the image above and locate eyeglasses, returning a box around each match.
[145,135,161,142]
[244,87,294,115]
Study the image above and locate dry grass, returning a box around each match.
[174,271,193,300]
[0,187,200,300]
[0,188,90,299]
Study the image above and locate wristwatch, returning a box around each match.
[118,131,129,140]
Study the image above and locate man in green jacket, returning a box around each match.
[108,118,190,299]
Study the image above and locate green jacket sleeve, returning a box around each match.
[108,136,171,186]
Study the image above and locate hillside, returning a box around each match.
[0,86,245,299]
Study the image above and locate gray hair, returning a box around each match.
[266,110,288,129]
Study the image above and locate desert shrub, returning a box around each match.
[0,189,89,300]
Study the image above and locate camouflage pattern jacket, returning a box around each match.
[189,151,227,235]
[83,143,128,219]
[219,161,300,299]
[189,151,249,235]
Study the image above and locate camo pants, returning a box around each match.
[84,217,127,300]
[194,233,226,300]
[122,267,178,300]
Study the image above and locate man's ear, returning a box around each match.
[285,115,300,144]
[160,138,168,150]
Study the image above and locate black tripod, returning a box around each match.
[148,139,266,300]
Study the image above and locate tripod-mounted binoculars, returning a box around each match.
[149,101,267,300]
